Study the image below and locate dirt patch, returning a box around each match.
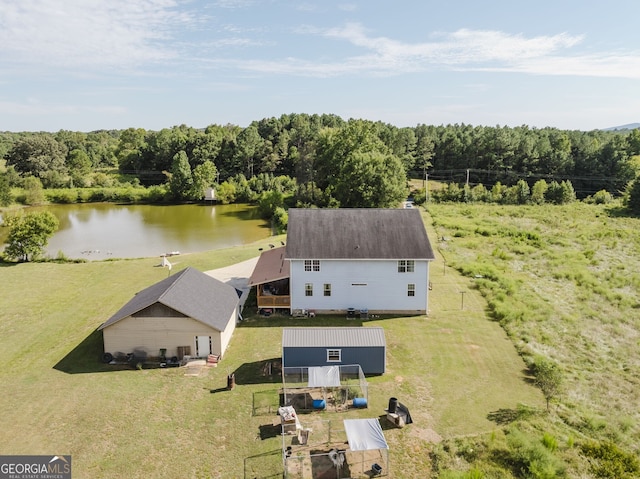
[183,359,207,376]
[411,426,443,443]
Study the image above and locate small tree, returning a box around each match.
[0,172,12,206]
[626,179,640,214]
[3,211,59,262]
[256,189,284,219]
[168,151,193,200]
[215,181,237,204]
[190,160,217,200]
[272,207,288,234]
[23,176,45,205]
[531,179,548,204]
[532,356,563,412]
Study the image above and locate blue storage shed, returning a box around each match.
[282,327,386,375]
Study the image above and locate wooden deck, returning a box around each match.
[257,293,290,308]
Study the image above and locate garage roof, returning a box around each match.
[99,267,239,332]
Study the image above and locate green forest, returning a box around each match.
[2,114,640,217]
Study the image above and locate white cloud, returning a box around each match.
[0,0,195,70]
[322,23,585,67]
[502,53,640,79]
[233,22,640,80]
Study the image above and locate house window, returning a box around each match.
[398,260,415,273]
[324,284,331,296]
[304,260,321,272]
[305,283,313,296]
[408,283,416,297]
[327,349,341,362]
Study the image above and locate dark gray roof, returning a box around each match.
[283,327,386,348]
[285,208,435,260]
[99,267,239,332]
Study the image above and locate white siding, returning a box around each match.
[218,305,238,357]
[289,259,429,313]
[102,313,236,358]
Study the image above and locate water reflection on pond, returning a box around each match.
[0,203,270,260]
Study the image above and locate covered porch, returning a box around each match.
[248,246,291,312]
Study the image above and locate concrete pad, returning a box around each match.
[205,257,260,313]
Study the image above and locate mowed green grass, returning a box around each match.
[0,227,542,478]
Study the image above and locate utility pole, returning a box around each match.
[466,169,470,186]
[425,173,429,203]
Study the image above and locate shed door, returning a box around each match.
[196,336,211,357]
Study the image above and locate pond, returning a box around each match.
[0,203,271,261]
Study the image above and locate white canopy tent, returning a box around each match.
[343,418,389,451]
[307,366,341,388]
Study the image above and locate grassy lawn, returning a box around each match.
[0,216,558,479]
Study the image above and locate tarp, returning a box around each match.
[307,366,341,387]
[343,418,389,451]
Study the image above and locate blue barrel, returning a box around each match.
[353,397,368,408]
[312,399,326,409]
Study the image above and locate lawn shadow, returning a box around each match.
[209,386,230,394]
[53,327,118,374]
[0,260,20,268]
[238,315,365,328]
[487,404,539,425]
[377,414,398,431]
[522,367,536,385]
[53,327,137,374]
[259,423,281,440]
[234,357,282,385]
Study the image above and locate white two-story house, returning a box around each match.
[284,208,435,315]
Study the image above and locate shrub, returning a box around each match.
[581,441,640,479]
[23,176,45,205]
[272,207,288,234]
[92,172,115,187]
[46,188,79,204]
[506,428,565,479]
[541,433,558,452]
[589,190,613,205]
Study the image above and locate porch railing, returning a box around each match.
[257,295,290,308]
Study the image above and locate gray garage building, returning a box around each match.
[282,327,386,375]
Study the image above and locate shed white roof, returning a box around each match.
[282,327,386,348]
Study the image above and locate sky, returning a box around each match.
[1,0,639,132]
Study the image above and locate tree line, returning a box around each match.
[2,114,640,210]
